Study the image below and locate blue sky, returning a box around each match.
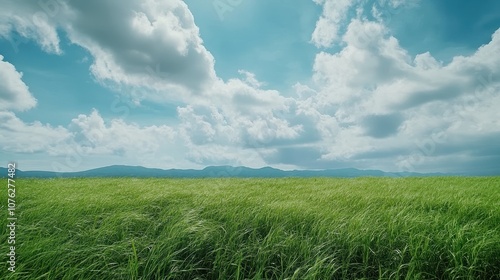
[0,0,499,174]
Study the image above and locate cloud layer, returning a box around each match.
[0,0,498,174]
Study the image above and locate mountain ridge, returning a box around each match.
[0,165,457,178]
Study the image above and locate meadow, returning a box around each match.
[1,177,499,279]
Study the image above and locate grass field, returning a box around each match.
[1,177,499,279]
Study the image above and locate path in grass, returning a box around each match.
[1,177,499,279]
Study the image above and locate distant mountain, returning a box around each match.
[0,165,456,178]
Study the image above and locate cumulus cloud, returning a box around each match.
[65,0,216,95]
[0,1,61,54]
[68,109,176,157]
[0,0,216,98]
[177,74,304,154]
[0,55,37,111]
[303,13,500,172]
[40,109,188,171]
[0,111,70,153]
[0,107,185,170]
[311,0,355,48]
[313,19,411,95]
[311,18,500,118]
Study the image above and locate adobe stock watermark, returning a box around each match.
[212,0,244,21]
[7,0,69,53]
[6,163,17,273]
[397,72,497,173]
[396,131,447,174]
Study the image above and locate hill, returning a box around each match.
[0,165,450,178]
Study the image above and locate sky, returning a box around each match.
[0,0,499,175]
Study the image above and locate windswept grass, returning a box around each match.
[1,177,499,279]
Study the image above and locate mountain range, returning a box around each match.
[0,165,456,178]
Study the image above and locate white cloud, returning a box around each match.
[0,106,188,171]
[313,19,411,94]
[0,0,216,100]
[311,0,355,48]
[39,109,189,171]
[66,0,217,96]
[0,55,37,111]
[168,71,309,166]
[178,105,220,145]
[311,19,500,117]
[0,111,70,153]
[68,109,177,157]
[303,13,500,172]
[311,0,420,48]
[189,75,302,145]
[0,2,61,54]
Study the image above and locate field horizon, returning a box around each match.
[0,164,470,179]
[2,177,499,279]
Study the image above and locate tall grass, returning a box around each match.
[1,177,499,279]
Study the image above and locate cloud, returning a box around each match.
[311,0,355,48]
[0,55,37,111]
[66,0,216,95]
[168,71,315,166]
[177,105,220,145]
[313,19,411,95]
[310,18,500,119]
[68,109,176,157]
[0,1,61,54]
[0,108,179,163]
[180,74,304,148]
[300,7,500,172]
[37,109,189,171]
[0,0,216,99]
[0,111,70,153]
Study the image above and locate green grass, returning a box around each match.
[1,177,499,279]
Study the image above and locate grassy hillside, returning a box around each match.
[1,177,499,279]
